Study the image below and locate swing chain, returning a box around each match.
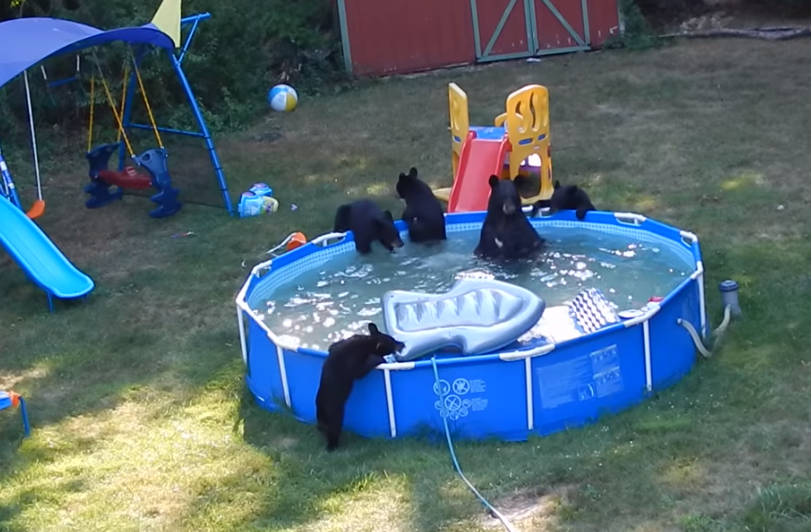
[130,54,164,149]
[86,50,164,157]
[90,50,135,158]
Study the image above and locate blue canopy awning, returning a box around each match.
[0,17,175,90]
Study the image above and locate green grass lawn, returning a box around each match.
[2,38,811,532]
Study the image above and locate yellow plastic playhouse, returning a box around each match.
[434,83,554,213]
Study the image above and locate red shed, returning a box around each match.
[336,0,621,76]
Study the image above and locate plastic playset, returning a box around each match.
[433,83,554,213]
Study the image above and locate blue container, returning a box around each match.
[236,211,706,442]
[237,191,258,218]
[238,190,279,218]
[249,183,273,197]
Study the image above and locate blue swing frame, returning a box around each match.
[0,13,235,216]
[115,13,234,215]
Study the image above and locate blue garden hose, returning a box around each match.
[430,356,519,532]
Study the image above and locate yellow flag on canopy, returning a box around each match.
[151,0,182,48]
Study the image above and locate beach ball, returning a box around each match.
[268,84,298,112]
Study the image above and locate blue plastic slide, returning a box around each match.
[0,195,94,309]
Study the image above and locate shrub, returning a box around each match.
[0,0,346,151]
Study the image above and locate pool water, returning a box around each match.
[252,227,695,351]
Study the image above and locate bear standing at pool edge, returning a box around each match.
[315,323,405,451]
[475,175,545,260]
[547,180,596,220]
[396,167,447,243]
[333,199,404,254]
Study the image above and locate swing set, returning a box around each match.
[0,0,235,312]
[0,0,234,224]
[85,53,181,219]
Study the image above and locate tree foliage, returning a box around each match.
[0,0,344,151]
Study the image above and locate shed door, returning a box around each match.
[530,0,591,54]
[470,0,534,62]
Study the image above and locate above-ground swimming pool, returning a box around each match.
[236,210,705,442]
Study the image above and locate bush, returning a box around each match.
[633,0,706,26]
[603,0,662,51]
[0,0,346,151]
[746,0,811,15]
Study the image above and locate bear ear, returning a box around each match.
[554,180,561,190]
[488,175,500,188]
[368,323,380,335]
[398,172,407,179]
[408,167,418,178]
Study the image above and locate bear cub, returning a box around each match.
[396,167,447,243]
[475,175,545,260]
[315,323,405,451]
[549,180,596,220]
[333,199,404,254]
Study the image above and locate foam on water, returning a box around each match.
[252,227,695,351]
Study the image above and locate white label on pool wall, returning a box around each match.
[433,377,488,420]
[536,344,624,409]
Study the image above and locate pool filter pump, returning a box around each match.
[719,279,741,317]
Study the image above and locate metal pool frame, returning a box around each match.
[236,210,705,442]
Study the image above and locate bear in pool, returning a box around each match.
[315,322,405,451]
[475,175,545,260]
[548,180,596,220]
[396,167,447,243]
[333,199,404,254]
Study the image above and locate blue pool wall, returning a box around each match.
[236,210,705,442]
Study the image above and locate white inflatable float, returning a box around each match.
[382,278,546,362]
[383,277,622,362]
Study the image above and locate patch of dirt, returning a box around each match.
[0,365,49,391]
[479,485,574,529]
[666,2,811,33]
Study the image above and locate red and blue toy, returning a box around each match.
[0,391,31,438]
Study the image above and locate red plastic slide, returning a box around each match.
[447,130,511,213]
[97,166,152,190]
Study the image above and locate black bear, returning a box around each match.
[315,323,405,451]
[475,175,545,260]
[548,180,596,220]
[333,199,404,254]
[396,167,447,243]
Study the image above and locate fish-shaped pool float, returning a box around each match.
[382,278,546,362]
